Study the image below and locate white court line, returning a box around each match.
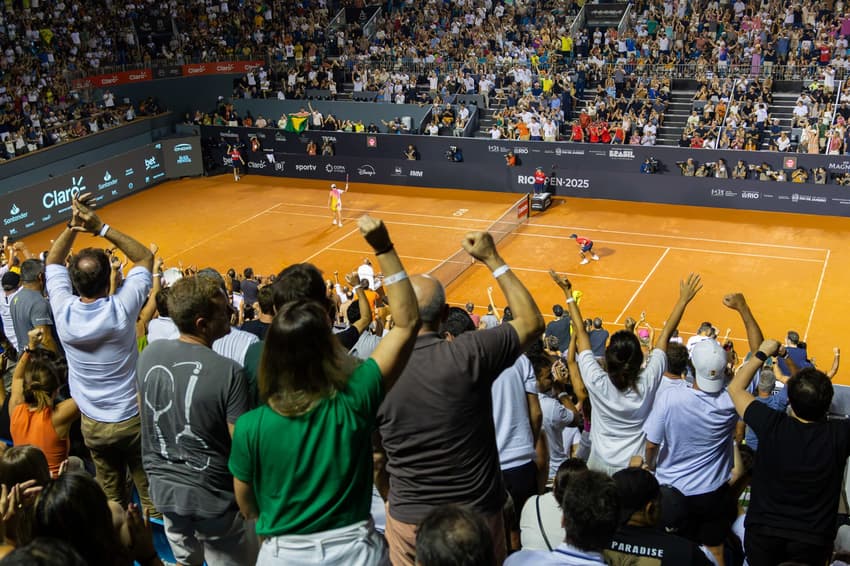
[518,232,824,263]
[327,247,645,283]
[529,221,829,252]
[804,249,831,342]
[165,203,282,261]
[285,202,494,223]
[286,202,829,253]
[270,210,823,262]
[302,227,360,263]
[614,248,670,324]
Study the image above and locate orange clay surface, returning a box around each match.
[21,175,850,384]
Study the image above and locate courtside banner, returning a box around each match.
[0,144,166,239]
[200,126,850,217]
[181,61,264,76]
[72,69,153,90]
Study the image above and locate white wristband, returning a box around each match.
[383,270,408,286]
[566,297,575,304]
[492,264,510,278]
[98,224,110,237]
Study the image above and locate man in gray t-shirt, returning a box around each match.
[10,259,59,354]
[138,276,256,565]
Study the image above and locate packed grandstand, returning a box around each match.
[0,1,849,565]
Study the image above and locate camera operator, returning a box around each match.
[505,151,517,166]
[835,172,850,186]
[791,166,809,183]
[445,145,463,162]
[695,162,715,177]
[676,157,696,176]
[813,167,828,184]
[640,158,655,174]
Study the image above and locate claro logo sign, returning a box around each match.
[43,176,86,209]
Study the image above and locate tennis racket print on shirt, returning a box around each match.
[143,361,211,471]
[174,362,211,472]
[143,364,174,459]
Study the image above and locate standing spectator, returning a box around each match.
[8,330,79,477]
[45,194,155,512]
[229,216,420,566]
[545,305,571,353]
[643,339,740,564]
[199,269,259,367]
[10,259,59,355]
[378,232,544,566]
[0,271,22,354]
[241,268,259,307]
[588,318,608,358]
[491,352,541,550]
[776,330,813,375]
[743,367,789,452]
[138,275,258,565]
[726,294,849,566]
[550,271,702,474]
[240,286,273,340]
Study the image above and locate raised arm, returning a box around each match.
[362,216,421,391]
[351,282,373,335]
[729,339,783,418]
[550,270,591,353]
[722,293,764,354]
[463,233,543,350]
[66,194,154,271]
[136,257,164,339]
[827,347,841,379]
[486,285,500,319]
[655,274,702,352]
[566,330,587,403]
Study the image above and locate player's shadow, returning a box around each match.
[594,247,615,258]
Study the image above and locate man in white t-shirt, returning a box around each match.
[686,322,716,354]
[644,339,738,564]
[554,271,702,476]
[357,258,375,290]
[45,194,155,512]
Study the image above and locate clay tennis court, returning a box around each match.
[21,175,850,384]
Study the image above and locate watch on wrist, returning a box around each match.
[754,351,768,362]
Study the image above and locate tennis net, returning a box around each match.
[428,194,530,288]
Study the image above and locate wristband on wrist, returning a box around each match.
[565,297,575,304]
[98,224,110,238]
[383,270,408,286]
[491,264,510,278]
[374,243,394,256]
[152,273,162,278]
[754,351,768,363]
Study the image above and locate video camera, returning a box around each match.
[445,145,463,162]
[641,156,660,174]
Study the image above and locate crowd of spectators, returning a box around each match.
[10,0,850,153]
[0,182,844,566]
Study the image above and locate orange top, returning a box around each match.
[10,405,68,477]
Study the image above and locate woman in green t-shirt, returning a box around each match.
[229,215,421,565]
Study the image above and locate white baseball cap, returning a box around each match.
[331,183,337,188]
[691,340,728,393]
